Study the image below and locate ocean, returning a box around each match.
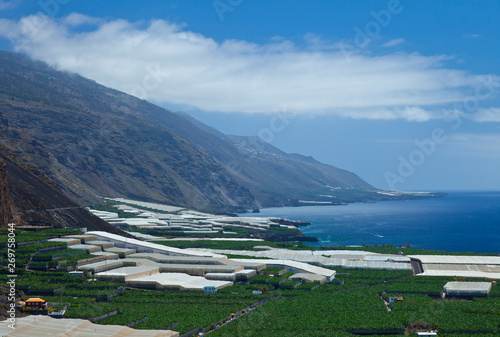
[245,191,500,253]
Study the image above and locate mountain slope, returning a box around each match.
[0,51,376,212]
[0,146,127,234]
[0,51,255,213]
[0,156,13,227]
[226,135,372,203]
[125,110,374,206]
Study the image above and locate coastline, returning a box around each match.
[243,191,500,254]
[244,190,448,212]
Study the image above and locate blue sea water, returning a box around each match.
[245,191,500,253]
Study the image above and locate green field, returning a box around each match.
[1,229,499,336]
[153,239,311,250]
[211,271,500,336]
[4,266,497,336]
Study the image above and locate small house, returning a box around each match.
[24,298,48,310]
[389,297,403,303]
[204,286,217,294]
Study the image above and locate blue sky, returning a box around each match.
[1,0,499,191]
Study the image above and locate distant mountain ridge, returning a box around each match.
[0,51,378,214]
[143,110,373,206]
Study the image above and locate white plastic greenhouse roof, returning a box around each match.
[444,281,492,293]
[0,316,178,337]
[86,231,224,258]
[410,255,500,265]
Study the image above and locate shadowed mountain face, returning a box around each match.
[0,146,128,234]
[0,156,13,227]
[142,112,374,206]
[0,51,374,213]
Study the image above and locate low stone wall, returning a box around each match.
[90,309,119,323]
[127,316,148,327]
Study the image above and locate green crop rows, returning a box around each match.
[153,239,311,251]
[3,261,499,336]
[280,280,301,288]
[96,289,261,333]
[0,229,80,266]
[260,267,286,275]
[1,229,498,336]
[210,269,499,336]
[0,228,80,244]
[65,302,117,320]
[250,275,270,282]
[384,275,451,294]
[390,293,499,332]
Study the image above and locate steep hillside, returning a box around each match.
[0,51,382,212]
[0,146,127,234]
[122,107,374,207]
[0,157,13,226]
[0,51,255,213]
[225,135,372,204]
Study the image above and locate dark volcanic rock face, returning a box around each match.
[0,52,256,214]
[0,147,129,234]
[0,157,13,227]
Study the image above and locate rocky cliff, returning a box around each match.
[0,146,128,234]
[0,157,13,227]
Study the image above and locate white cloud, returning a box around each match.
[382,38,405,47]
[462,33,481,40]
[469,107,500,122]
[63,13,102,27]
[336,106,437,121]
[1,14,499,122]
